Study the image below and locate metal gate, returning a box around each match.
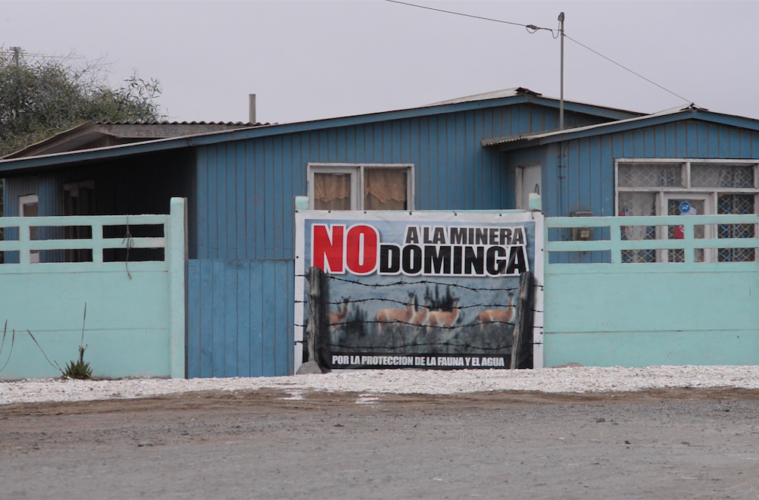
[186,259,293,377]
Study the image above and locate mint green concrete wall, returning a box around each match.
[0,199,186,380]
[544,214,759,367]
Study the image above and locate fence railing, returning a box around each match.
[0,199,187,379]
[546,214,759,266]
[0,214,169,268]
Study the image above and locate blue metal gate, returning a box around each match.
[186,259,293,377]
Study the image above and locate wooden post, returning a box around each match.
[511,271,532,370]
[305,267,321,364]
[305,266,331,372]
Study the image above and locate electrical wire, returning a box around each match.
[385,0,556,35]
[0,50,84,60]
[563,34,691,104]
[386,0,692,104]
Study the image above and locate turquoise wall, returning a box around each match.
[0,200,186,380]
[543,214,759,367]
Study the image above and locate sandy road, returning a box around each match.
[1,387,759,499]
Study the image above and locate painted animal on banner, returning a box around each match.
[477,292,515,330]
[428,298,461,328]
[375,292,415,333]
[328,297,351,330]
[412,298,430,326]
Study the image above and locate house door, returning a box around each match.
[516,164,541,209]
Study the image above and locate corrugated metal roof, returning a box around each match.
[0,88,649,172]
[4,120,271,159]
[95,120,270,126]
[429,87,541,106]
[482,104,704,148]
[431,87,644,117]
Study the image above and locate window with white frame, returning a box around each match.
[307,164,414,211]
[615,159,759,263]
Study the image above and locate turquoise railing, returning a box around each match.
[546,214,759,266]
[0,199,186,379]
[0,214,168,268]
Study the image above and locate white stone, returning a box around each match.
[2,365,759,405]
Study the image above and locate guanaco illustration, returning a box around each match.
[477,292,515,330]
[411,298,430,326]
[427,298,461,328]
[328,297,351,328]
[375,292,415,333]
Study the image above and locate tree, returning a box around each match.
[0,47,165,217]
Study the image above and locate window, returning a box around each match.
[307,164,414,211]
[19,194,39,264]
[615,160,759,263]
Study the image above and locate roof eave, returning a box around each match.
[489,110,759,152]
[492,111,694,151]
[0,95,537,173]
[3,121,100,159]
[526,95,642,120]
[0,92,645,174]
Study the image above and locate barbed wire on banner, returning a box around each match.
[296,267,540,369]
[295,274,522,293]
[294,318,543,330]
[293,338,543,348]
[294,297,541,312]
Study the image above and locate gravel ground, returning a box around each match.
[3,387,759,499]
[3,365,759,404]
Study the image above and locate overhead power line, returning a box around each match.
[385,0,691,104]
[385,0,555,34]
[0,49,85,61]
[562,34,690,103]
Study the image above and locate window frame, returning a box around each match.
[615,158,759,218]
[614,158,759,263]
[307,163,415,211]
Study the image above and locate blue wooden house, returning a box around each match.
[3,88,759,375]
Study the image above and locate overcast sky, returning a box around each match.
[4,1,757,124]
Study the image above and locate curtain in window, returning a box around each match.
[618,192,656,263]
[364,169,407,210]
[314,173,352,210]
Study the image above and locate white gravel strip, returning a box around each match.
[2,365,759,405]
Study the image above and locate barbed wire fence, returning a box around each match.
[296,268,538,372]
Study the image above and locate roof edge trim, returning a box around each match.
[0,92,644,172]
[489,109,759,151]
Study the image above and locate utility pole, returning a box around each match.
[10,47,21,66]
[558,13,565,130]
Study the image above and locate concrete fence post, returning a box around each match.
[168,198,188,378]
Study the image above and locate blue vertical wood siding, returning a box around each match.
[3,150,196,262]
[2,101,619,378]
[184,102,605,377]
[186,259,293,378]
[522,120,759,219]
[506,119,759,263]
[193,104,601,261]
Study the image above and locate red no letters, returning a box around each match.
[312,224,378,275]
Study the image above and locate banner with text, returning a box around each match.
[294,211,543,371]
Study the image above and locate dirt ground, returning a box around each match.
[1,387,759,499]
